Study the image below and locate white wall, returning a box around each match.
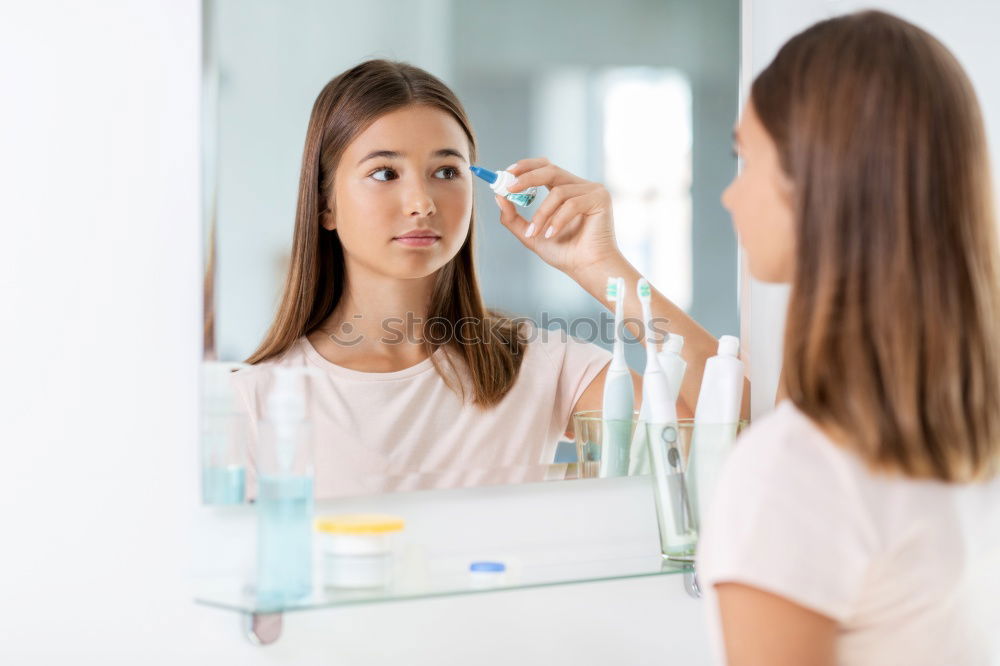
[0,3,709,664]
[745,0,1000,417]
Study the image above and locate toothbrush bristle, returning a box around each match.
[606,278,618,301]
[638,280,651,299]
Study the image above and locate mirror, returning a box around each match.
[201,0,741,502]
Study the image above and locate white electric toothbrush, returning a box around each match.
[630,332,688,475]
[637,279,696,557]
[600,277,634,477]
[628,398,653,475]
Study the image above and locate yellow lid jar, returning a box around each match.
[314,514,405,589]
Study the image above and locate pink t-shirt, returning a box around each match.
[231,325,612,499]
[697,400,1000,665]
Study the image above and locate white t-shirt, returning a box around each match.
[231,324,611,499]
[697,400,1000,666]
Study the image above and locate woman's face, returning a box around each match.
[722,100,796,284]
[323,105,473,281]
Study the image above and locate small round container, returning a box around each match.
[315,514,405,589]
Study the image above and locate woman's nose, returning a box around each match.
[721,181,735,212]
[405,183,436,217]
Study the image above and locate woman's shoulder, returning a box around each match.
[725,400,868,495]
[230,338,312,385]
[735,400,843,458]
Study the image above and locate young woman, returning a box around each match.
[697,11,1000,665]
[232,59,719,497]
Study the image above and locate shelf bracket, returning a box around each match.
[683,571,702,599]
[243,612,282,645]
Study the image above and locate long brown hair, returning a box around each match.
[754,11,1000,482]
[246,59,526,407]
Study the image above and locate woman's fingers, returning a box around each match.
[547,213,585,240]
[530,183,595,234]
[495,195,552,242]
[498,180,609,240]
[494,195,531,237]
[541,188,610,239]
[507,163,584,192]
[505,157,549,177]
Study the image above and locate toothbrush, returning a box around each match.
[632,332,689,475]
[637,279,676,425]
[637,279,696,554]
[600,277,634,477]
[628,282,659,476]
[628,398,653,475]
[628,281,659,475]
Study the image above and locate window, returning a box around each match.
[602,68,692,311]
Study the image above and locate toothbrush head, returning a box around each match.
[637,278,651,303]
[606,277,620,304]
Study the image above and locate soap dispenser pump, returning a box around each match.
[255,366,319,606]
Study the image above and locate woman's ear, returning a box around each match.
[319,208,336,231]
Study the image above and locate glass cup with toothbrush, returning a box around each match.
[569,277,636,480]
[572,410,641,479]
[644,419,749,561]
[635,278,698,561]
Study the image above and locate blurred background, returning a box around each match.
[205,0,741,365]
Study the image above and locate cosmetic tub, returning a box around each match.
[315,514,405,589]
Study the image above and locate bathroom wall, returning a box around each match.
[745,0,1000,418]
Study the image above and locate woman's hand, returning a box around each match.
[494,158,621,279]
[493,158,732,421]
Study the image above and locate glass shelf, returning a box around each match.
[194,552,693,616]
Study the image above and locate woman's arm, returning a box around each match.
[495,158,747,420]
[716,583,837,666]
[564,364,646,439]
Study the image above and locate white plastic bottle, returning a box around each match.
[689,335,744,524]
[658,334,687,404]
[201,361,250,505]
[256,366,319,604]
[469,166,538,206]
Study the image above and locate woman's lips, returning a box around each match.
[393,235,440,247]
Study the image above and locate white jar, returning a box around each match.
[315,514,405,589]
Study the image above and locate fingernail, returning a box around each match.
[494,195,502,206]
[525,224,536,238]
[544,226,555,239]
[506,163,517,171]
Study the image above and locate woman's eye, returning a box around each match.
[434,166,459,180]
[370,167,398,182]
